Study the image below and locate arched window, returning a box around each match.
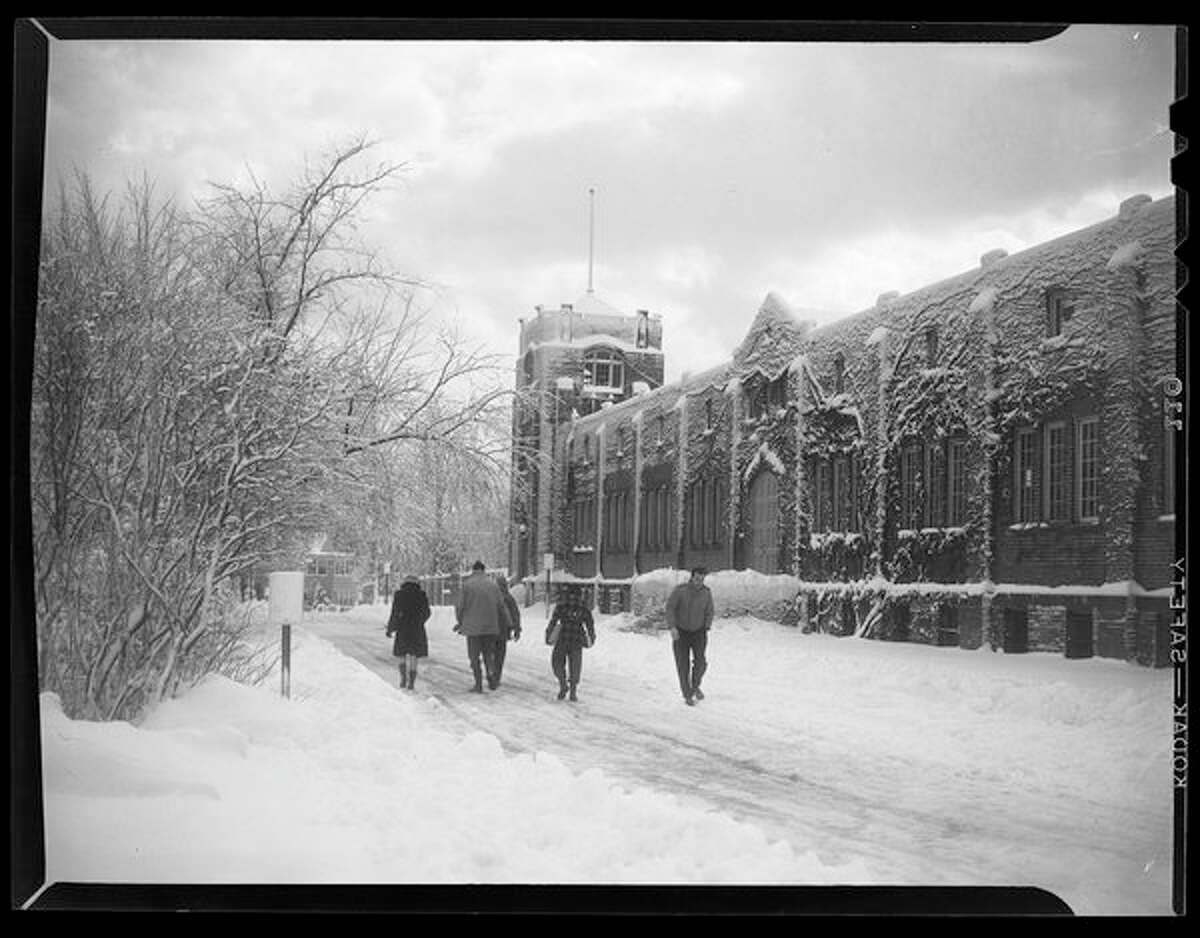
[924,327,939,366]
[583,348,624,392]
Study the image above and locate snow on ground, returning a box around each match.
[39,608,872,887]
[39,601,1176,914]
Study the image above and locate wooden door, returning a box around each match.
[745,471,780,574]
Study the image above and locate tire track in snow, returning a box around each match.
[307,612,1172,911]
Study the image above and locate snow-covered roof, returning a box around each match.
[730,292,824,380]
[528,334,664,355]
[570,292,632,319]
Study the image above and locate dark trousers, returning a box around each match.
[493,638,508,682]
[672,629,708,698]
[551,642,582,688]
[466,635,497,685]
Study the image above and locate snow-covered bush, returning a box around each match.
[631,568,802,628]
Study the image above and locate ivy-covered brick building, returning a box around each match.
[510,193,1180,666]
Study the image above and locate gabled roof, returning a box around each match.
[731,291,824,380]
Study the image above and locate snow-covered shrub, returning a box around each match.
[631,568,802,627]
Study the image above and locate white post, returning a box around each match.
[269,571,304,699]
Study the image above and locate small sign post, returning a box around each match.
[268,571,304,699]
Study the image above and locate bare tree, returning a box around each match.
[32,139,517,721]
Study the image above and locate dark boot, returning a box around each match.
[471,663,483,693]
[407,663,416,690]
[557,681,568,700]
[399,662,407,689]
[568,684,578,702]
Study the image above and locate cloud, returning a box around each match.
[36,29,1177,394]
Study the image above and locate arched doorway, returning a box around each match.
[745,470,780,573]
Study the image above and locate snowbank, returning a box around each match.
[39,623,871,886]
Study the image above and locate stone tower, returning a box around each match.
[509,293,664,583]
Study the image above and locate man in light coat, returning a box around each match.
[454,561,513,692]
[665,566,714,706]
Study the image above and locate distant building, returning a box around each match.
[510,194,1179,665]
[509,294,664,583]
[304,550,358,609]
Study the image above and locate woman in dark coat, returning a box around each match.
[387,575,431,690]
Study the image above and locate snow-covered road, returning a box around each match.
[307,603,1175,915]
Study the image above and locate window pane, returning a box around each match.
[1016,430,1039,522]
[833,457,848,531]
[948,440,966,525]
[927,444,946,527]
[816,461,832,533]
[901,445,922,530]
[1078,419,1099,520]
[1045,423,1069,521]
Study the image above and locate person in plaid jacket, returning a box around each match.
[545,584,596,702]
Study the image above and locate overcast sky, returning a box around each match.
[41,25,1177,384]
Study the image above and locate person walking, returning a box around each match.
[386,575,431,690]
[665,567,714,706]
[453,561,513,693]
[493,574,523,687]
[545,584,596,702]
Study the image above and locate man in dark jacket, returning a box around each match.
[665,567,714,706]
[493,574,522,687]
[545,584,596,701]
[454,561,513,692]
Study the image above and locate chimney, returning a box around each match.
[1119,194,1152,221]
[980,248,1008,269]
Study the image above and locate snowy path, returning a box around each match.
[306,604,1175,914]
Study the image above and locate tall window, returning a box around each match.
[901,444,923,530]
[688,479,704,548]
[583,349,624,391]
[947,439,967,525]
[924,327,939,366]
[574,498,597,545]
[768,375,787,411]
[832,456,856,532]
[812,457,857,533]
[1015,428,1039,522]
[833,353,846,395]
[706,479,723,543]
[1046,288,1074,337]
[926,443,946,527]
[642,486,671,551]
[1077,418,1099,522]
[605,492,630,550]
[1044,421,1069,521]
[705,398,714,429]
[814,461,833,533]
